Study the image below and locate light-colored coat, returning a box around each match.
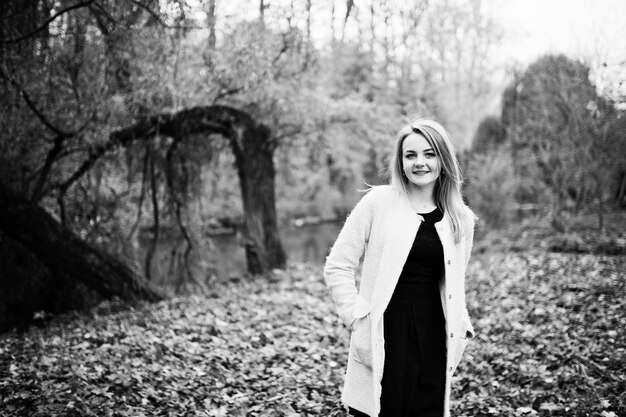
[324,185,475,417]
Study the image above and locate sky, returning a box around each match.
[486,0,626,105]
[488,0,626,65]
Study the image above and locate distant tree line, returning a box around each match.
[468,54,626,230]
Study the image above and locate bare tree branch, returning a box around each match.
[212,86,244,103]
[0,66,71,137]
[127,0,166,26]
[57,106,240,198]
[30,135,66,202]
[341,0,355,41]
[0,65,98,201]
[0,0,96,44]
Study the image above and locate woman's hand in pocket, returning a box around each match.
[350,315,372,367]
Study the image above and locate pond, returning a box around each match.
[128,222,343,286]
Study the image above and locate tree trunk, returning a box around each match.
[306,0,312,43]
[330,0,336,45]
[229,118,286,274]
[342,0,354,42]
[0,181,164,303]
[206,0,216,50]
[259,0,267,24]
[615,170,626,207]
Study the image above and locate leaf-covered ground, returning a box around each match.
[1,251,624,416]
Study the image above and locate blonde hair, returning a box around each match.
[389,118,477,243]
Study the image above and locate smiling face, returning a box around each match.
[401,132,441,191]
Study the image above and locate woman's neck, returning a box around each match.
[406,185,437,212]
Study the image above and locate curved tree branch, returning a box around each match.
[57,105,244,196]
[127,0,166,26]
[0,65,73,137]
[49,104,284,274]
[0,65,97,201]
[0,0,96,44]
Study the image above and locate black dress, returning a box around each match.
[350,207,446,417]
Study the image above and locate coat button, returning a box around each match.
[449,366,453,372]
[450,332,454,338]
[447,260,451,265]
[448,294,452,299]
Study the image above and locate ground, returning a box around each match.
[0,250,624,416]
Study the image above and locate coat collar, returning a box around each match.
[396,187,451,233]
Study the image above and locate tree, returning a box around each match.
[0,0,176,329]
[1,1,292,277]
[45,105,286,275]
[0,0,502,329]
[0,181,164,302]
[471,115,506,154]
[500,54,623,228]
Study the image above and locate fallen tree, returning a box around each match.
[0,181,165,304]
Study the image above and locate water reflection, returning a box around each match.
[130,222,342,285]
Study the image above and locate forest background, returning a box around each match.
[0,0,625,415]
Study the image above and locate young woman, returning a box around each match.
[324,118,477,417]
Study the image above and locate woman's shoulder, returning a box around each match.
[345,185,399,222]
[361,184,398,202]
[352,185,398,212]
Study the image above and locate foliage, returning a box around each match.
[464,147,520,228]
[456,251,625,417]
[471,116,506,154]
[1,246,624,416]
[274,92,404,221]
[500,54,621,214]
[604,114,626,207]
[320,43,378,100]
[467,54,625,232]
[0,265,349,416]
[473,210,626,257]
[0,0,500,233]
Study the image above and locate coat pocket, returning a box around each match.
[350,314,372,368]
[462,313,475,340]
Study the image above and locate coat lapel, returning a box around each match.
[371,192,421,317]
[435,212,452,321]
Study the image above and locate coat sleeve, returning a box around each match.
[323,189,375,330]
[463,218,476,338]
